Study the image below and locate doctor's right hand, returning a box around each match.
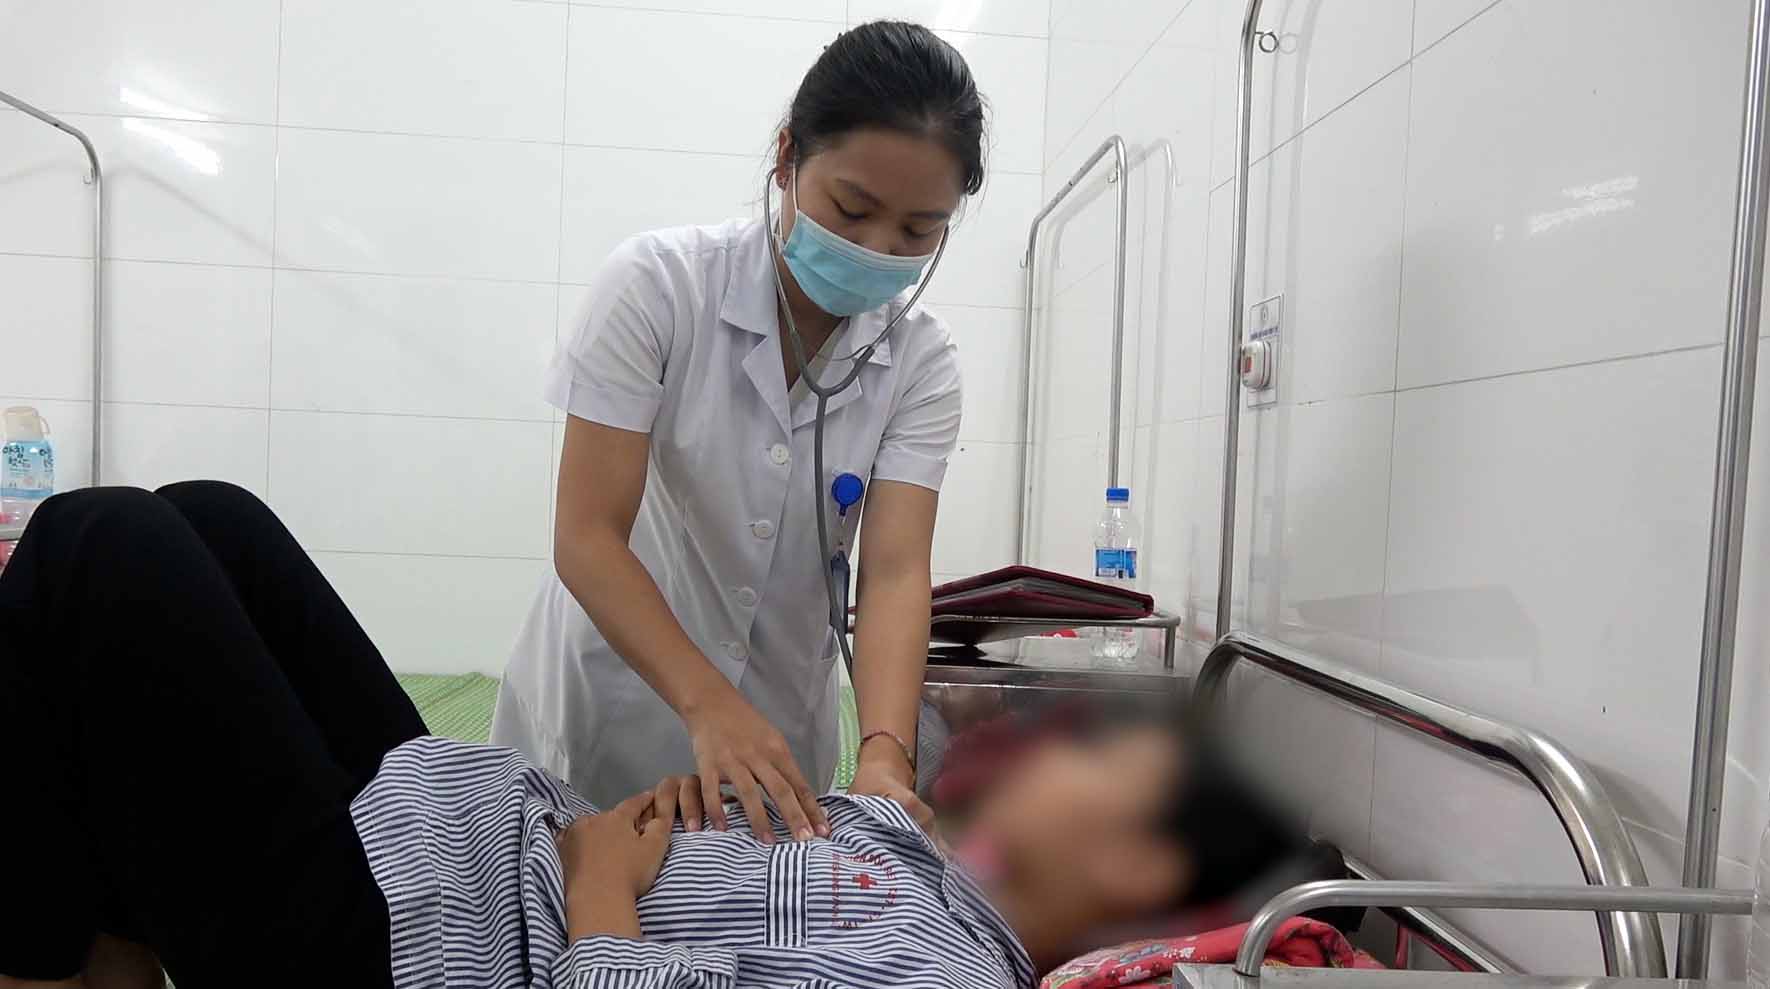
[682,688,830,843]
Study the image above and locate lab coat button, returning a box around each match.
[735,587,759,607]
[726,641,750,661]
[751,519,776,540]
[768,443,791,466]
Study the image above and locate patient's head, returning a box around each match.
[961,715,1298,960]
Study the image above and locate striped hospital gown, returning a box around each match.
[351,736,1036,989]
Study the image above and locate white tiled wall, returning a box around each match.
[0,0,1047,672]
[1039,0,1770,974]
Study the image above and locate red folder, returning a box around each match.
[927,565,1153,645]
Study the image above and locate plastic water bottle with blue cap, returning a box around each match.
[1091,486,1141,663]
[1,407,55,526]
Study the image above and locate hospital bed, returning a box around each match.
[918,629,1754,986]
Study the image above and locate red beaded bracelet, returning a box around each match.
[859,729,916,772]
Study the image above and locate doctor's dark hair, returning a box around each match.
[783,20,988,195]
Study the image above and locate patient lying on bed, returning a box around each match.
[0,483,1291,989]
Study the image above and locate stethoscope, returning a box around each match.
[761,168,951,670]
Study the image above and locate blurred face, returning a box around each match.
[774,127,964,259]
[967,726,1192,928]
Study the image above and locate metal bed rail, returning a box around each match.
[0,88,104,485]
[1234,882,1751,979]
[1015,134,1129,563]
[1344,853,1514,976]
[1679,0,1770,975]
[1195,632,1666,978]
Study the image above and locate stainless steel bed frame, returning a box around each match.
[0,88,104,486]
[1210,0,1768,979]
[1195,632,1666,978]
[1233,882,1751,980]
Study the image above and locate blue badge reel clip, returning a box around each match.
[825,472,865,634]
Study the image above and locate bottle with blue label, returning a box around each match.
[2,407,55,526]
[1091,486,1141,662]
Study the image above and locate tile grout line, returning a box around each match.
[11,339,1717,442]
[1366,10,1420,861]
[0,395,560,425]
[1033,0,1047,167]
[1412,0,1508,62]
[1154,341,1729,419]
[515,0,1052,40]
[1373,39,1418,678]
[549,2,574,547]
[509,0,848,28]
[1041,0,1202,175]
[264,0,287,501]
[1206,0,1505,205]
[1252,58,1413,186]
[1,250,1035,312]
[1039,0,1056,187]
[5,106,1047,177]
[1395,340,1726,395]
[313,546,550,563]
[1071,332,1738,434]
[1190,0,1231,430]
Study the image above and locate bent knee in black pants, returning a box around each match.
[0,485,409,987]
[154,480,427,785]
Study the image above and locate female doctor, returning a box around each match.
[492,21,983,844]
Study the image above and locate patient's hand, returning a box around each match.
[557,789,676,940]
[652,774,709,832]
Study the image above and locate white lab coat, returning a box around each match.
[493,218,963,808]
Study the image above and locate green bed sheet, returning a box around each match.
[397,669,861,791]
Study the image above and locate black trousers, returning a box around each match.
[0,482,427,988]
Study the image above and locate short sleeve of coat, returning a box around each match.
[544,237,675,432]
[871,333,963,492]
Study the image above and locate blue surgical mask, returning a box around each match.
[780,179,937,317]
